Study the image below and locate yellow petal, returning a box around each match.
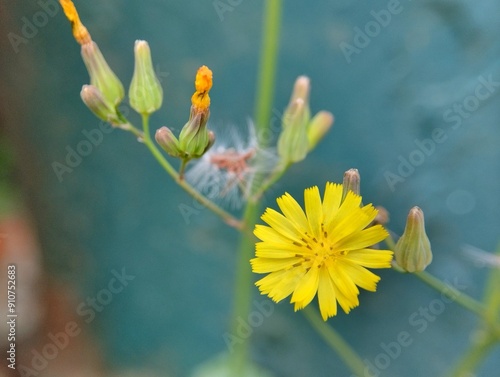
[328,203,377,243]
[291,265,320,309]
[255,242,304,258]
[322,182,343,226]
[277,192,308,232]
[317,267,337,320]
[304,186,322,238]
[250,257,303,273]
[261,208,304,242]
[254,224,291,244]
[339,261,381,292]
[325,190,362,235]
[256,267,306,303]
[344,248,393,268]
[326,260,359,299]
[335,224,389,251]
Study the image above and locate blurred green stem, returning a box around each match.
[254,0,282,139]
[140,114,242,229]
[303,307,366,377]
[229,0,282,373]
[446,242,500,377]
[413,271,486,320]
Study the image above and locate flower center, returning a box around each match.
[295,224,346,268]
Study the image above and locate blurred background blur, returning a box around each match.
[1,0,499,376]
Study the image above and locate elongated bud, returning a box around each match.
[277,99,309,163]
[155,127,183,158]
[307,111,334,150]
[129,40,163,115]
[394,207,433,272]
[342,169,361,201]
[59,0,91,45]
[80,85,121,124]
[278,76,334,163]
[81,42,124,106]
[289,76,310,105]
[178,66,214,158]
[374,206,390,225]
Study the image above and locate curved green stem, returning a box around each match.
[303,307,366,377]
[140,114,242,229]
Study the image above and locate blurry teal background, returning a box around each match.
[2,0,500,376]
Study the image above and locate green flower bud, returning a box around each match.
[81,41,124,106]
[80,85,121,124]
[277,98,309,163]
[129,40,163,115]
[155,127,183,158]
[178,108,212,158]
[277,76,333,163]
[307,111,334,151]
[342,168,361,201]
[395,207,433,272]
[288,76,311,117]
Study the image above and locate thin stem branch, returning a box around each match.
[446,333,497,377]
[250,162,289,203]
[140,114,243,229]
[303,307,366,377]
[413,271,486,318]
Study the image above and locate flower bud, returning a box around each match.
[394,207,433,272]
[178,109,212,158]
[374,206,390,225]
[81,42,124,106]
[288,76,311,116]
[342,169,361,200]
[177,66,214,159]
[80,85,121,124]
[277,98,309,163]
[155,127,183,158]
[129,40,163,115]
[278,76,333,163]
[307,111,334,150]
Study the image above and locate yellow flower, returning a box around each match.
[250,183,393,320]
[191,65,212,111]
[59,0,91,45]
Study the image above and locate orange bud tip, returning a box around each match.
[59,0,91,45]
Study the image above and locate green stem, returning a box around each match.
[413,271,486,318]
[140,114,242,229]
[250,162,289,203]
[229,202,261,373]
[253,0,282,139]
[483,242,500,323]
[303,307,366,377]
[446,333,497,377]
[229,0,283,373]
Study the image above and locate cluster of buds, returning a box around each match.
[60,0,126,125]
[338,168,433,273]
[277,76,334,164]
[155,66,215,162]
[60,0,212,164]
